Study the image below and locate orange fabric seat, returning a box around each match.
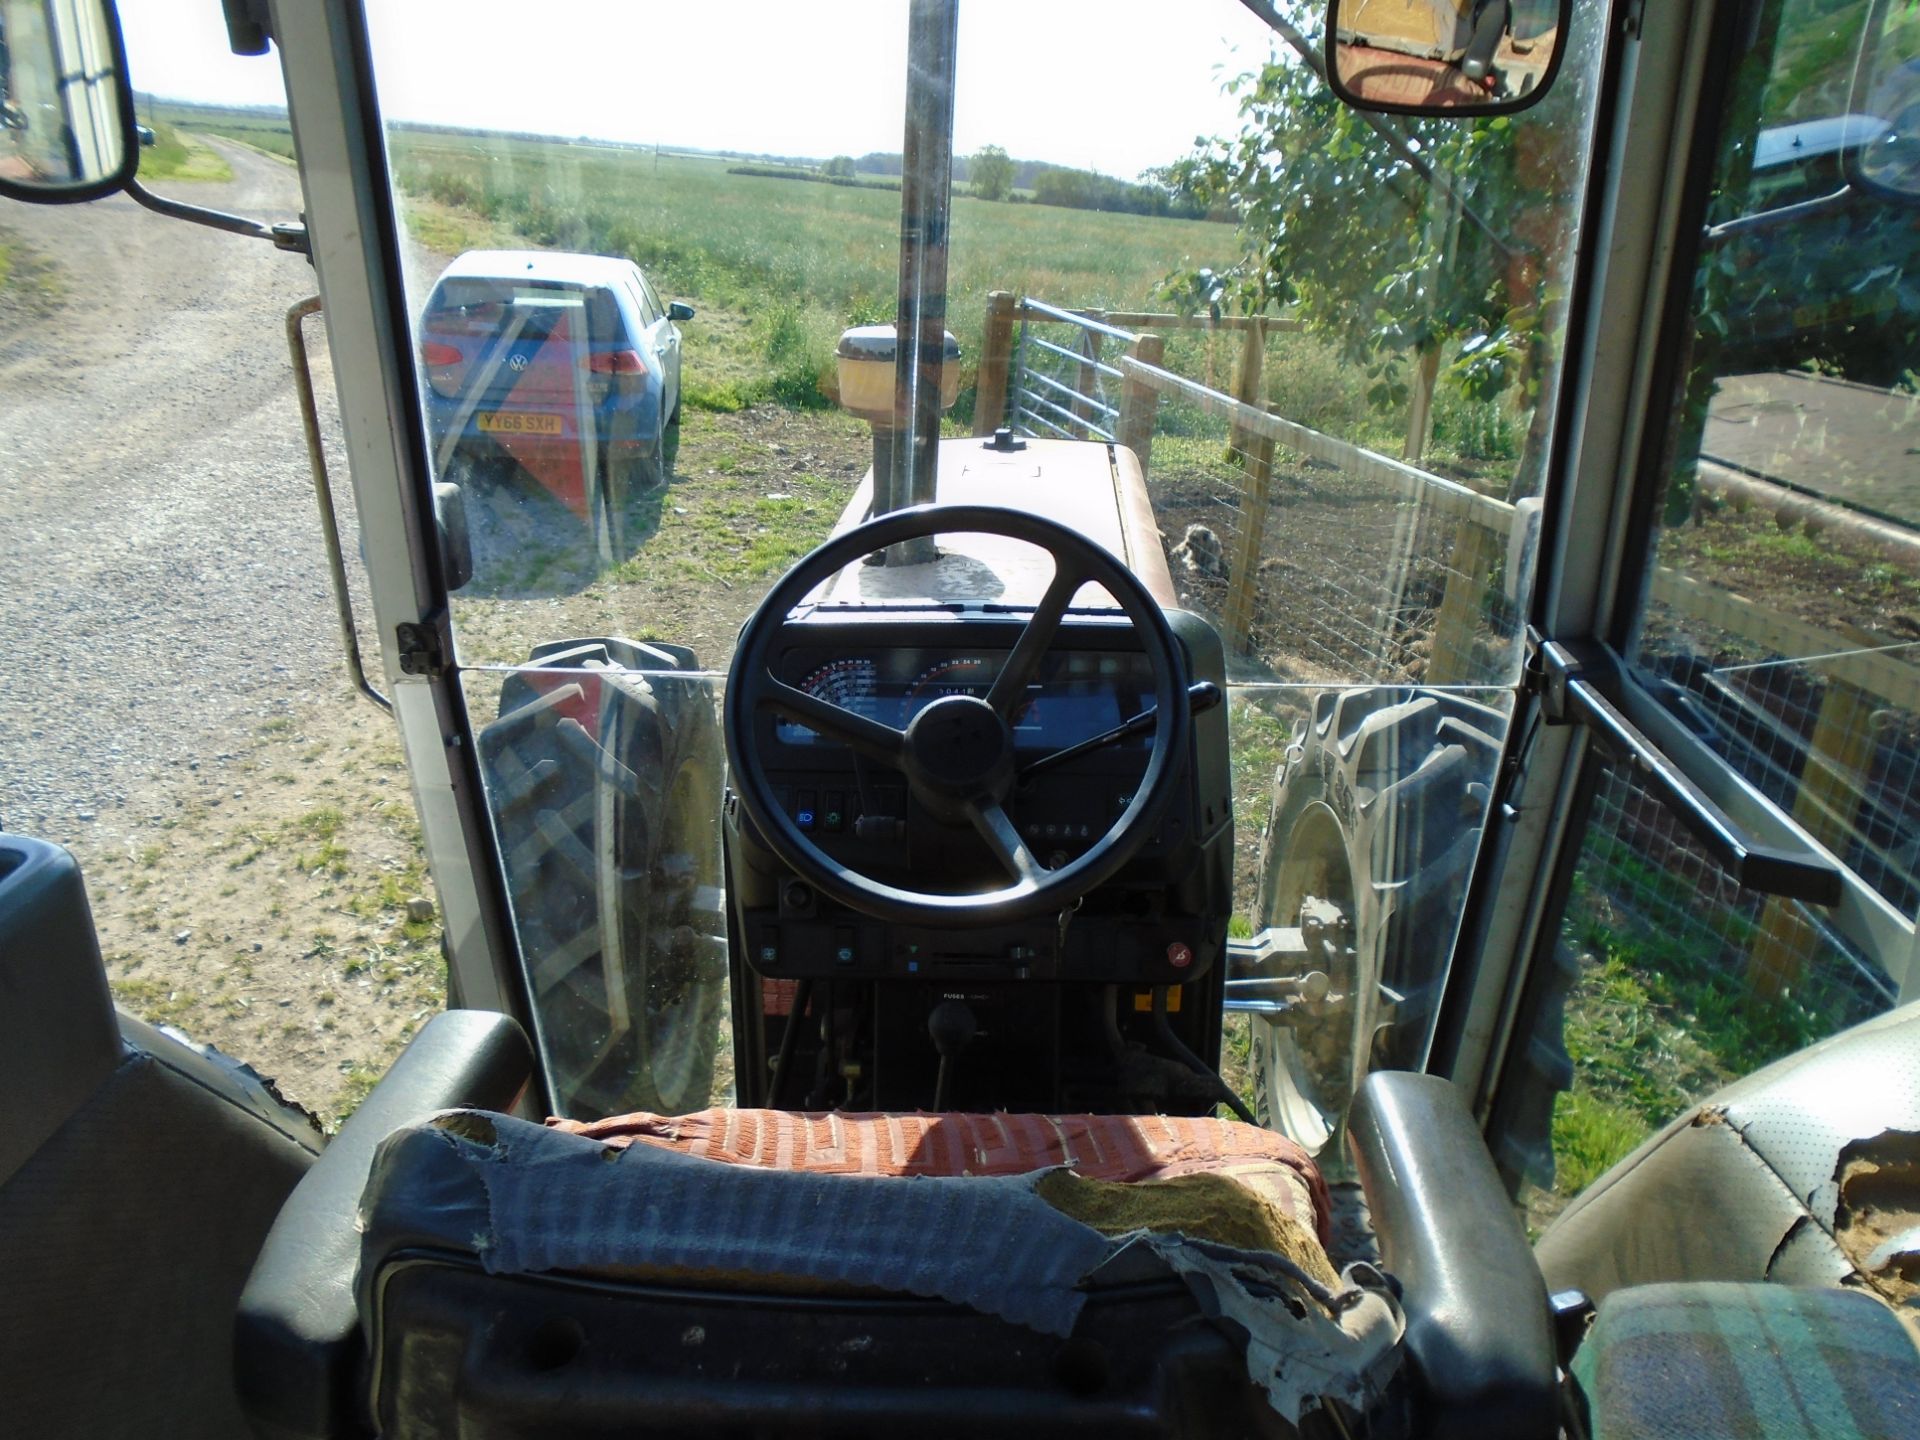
[552,1108,1331,1247]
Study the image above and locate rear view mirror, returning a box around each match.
[1848,2,1920,202]
[1323,0,1569,116]
[0,0,139,203]
[668,301,696,322]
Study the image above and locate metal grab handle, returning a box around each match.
[287,296,389,712]
[1538,638,1841,904]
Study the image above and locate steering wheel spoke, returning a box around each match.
[968,799,1048,884]
[985,562,1083,718]
[762,677,906,765]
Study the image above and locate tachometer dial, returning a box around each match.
[799,658,879,716]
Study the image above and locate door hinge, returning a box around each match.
[396,620,449,678]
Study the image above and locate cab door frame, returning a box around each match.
[265,1,544,1099]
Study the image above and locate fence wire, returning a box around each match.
[1003,296,1914,1020]
[1573,758,1894,1041]
[1641,601,1920,927]
[1005,307,1520,689]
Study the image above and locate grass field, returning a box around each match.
[388,133,1240,419]
[133,118,233,183]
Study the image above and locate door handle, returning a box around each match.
[1535,637,1841,904]
[288,296,390,712]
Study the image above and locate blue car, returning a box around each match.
[419,250,691,552]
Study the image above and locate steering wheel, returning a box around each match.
[723,503,1191,926]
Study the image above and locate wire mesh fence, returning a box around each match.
[1570,758,1895,1054]
[994,298,1525,690]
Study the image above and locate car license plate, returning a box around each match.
[477,411,562,436]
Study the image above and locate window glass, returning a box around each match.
[0,10,428,1129]
[365,1,1606,1127]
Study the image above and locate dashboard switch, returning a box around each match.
[823,791,846,832]
[834,927,857,966]
[795,789,817,832]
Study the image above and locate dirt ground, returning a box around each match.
[0,131,871,1124]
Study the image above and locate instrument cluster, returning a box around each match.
[774,646,1155,750]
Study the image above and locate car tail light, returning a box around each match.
[585,349,646,374]
[421,340,467,398]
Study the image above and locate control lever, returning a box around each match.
[1461,0,1508,80]
[1019,680,1221,783]
[928,998,976,1110]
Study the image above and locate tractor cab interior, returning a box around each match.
[6,0,1920,1437]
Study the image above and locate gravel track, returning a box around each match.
[0,140,367,848]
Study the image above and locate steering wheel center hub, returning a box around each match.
[903,694,1013,803]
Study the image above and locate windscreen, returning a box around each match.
[354,0,1605,1133]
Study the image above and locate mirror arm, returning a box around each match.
[1235,0,1522,262]
[126,178,310,255]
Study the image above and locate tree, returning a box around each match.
[970,144,1014,202]
[1171,9,1594,488]
[821,155,856,180]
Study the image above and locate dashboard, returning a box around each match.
[722,606,1236,1113]
[726,611,1234,983]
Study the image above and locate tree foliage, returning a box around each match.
[1170,13,1592,434]
[970,143,1014,201]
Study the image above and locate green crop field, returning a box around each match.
[387,132,1241,418]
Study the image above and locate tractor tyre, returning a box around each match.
[477,637,726,1119]
[1249,687,1506,1168]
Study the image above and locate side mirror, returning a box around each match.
[0,0,140,204]
[1847,4,1920,203]
[668,301,696,322]
[1323,0,1569,116]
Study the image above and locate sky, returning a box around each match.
[116,1,1288,180]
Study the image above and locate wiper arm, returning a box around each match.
[1019,681,1221,783]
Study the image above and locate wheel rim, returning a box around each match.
[1256,801,1362,1155]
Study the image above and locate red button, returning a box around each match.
[1166,942,1193,969]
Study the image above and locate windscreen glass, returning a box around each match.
[360,0,1606,1134]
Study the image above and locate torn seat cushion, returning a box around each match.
[1571,1283,1920,1440]
[551,1107,1331,1248]
[1537,1000,1920,1304]
[354,1112,1403,1431]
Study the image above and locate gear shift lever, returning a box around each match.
[928,998,976,1110]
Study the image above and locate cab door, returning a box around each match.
[1448,0,1920,1218]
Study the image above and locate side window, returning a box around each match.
[1515,0,1920,1226]
[627,276,657,327]
[638,275,664,326]
[586,287,624,344]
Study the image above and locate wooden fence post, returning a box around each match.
[973,290,1016,436]
[1228,319,1266,464]
[1222,417,1276,657]
[1116,332,1163,474]
[1404,346,1441,466]
[1746,678,1877,1000]
[1427,519,1501,683]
